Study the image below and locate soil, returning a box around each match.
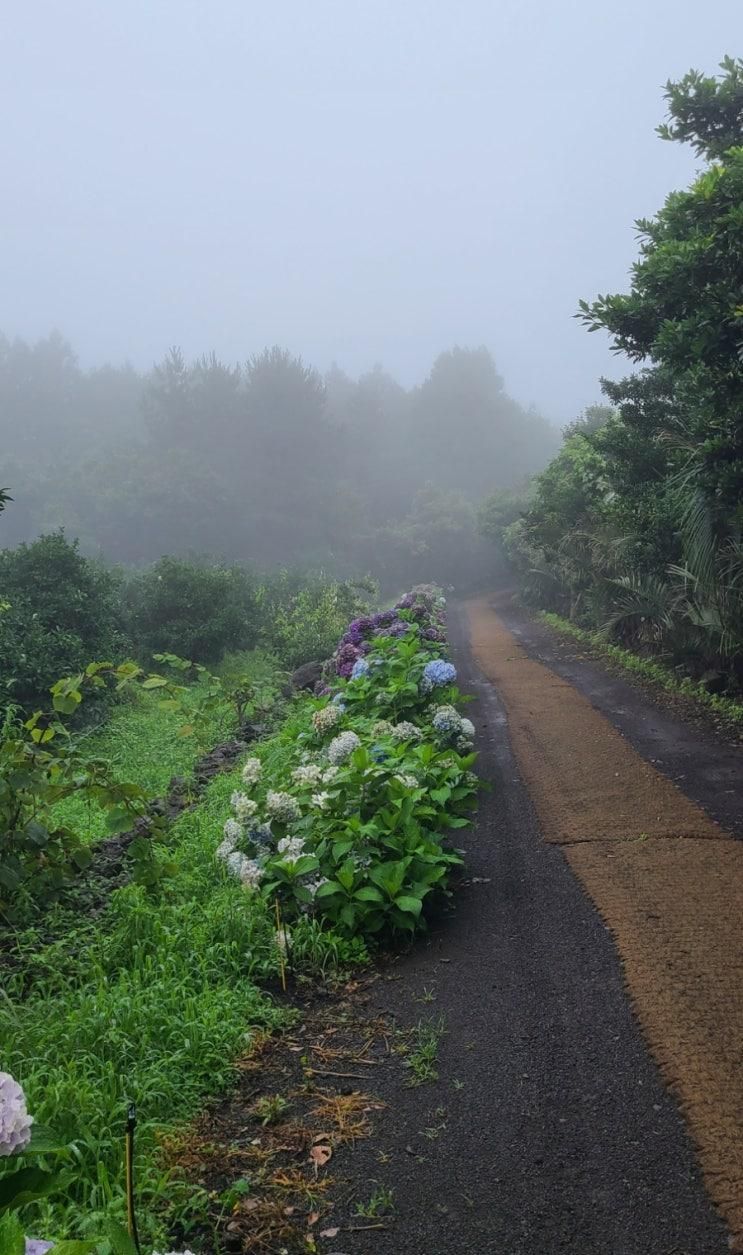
[185,598,743,1255]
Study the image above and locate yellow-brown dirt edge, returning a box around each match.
[466,597,743,1251]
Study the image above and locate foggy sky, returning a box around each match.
[1,1,740,422]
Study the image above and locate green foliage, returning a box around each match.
[0,772,288,1246]
[255,570,376,667]
[540,612,743,728]
[222,612,477,943]
[0,533,124,713]
[122,556,259,665]
[498,58,743,691]
[0,664,152,920]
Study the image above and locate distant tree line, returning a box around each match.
[0,338,558,588]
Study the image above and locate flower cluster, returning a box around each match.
[291,763,324,788]
[328,730,361,764]
[432,704,475,750]
[421,659,457,693]
[266,790,302,823]
[241,757,262,786]
[312,704,343,735]
[230,791,258,823]
[212,584,477,941]
[0,1072,33,1156]
[331,587,447,676]
[277,835,306,862]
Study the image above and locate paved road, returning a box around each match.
[340,602,729,1255]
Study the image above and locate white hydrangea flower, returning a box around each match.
[0,1072,33,1156]
[312,704,342,735]
[390,721,422,742]
[216,837,237,862]
[226,850,248,879]
[322,765,340,784]
[275,926,291,956]
[277,835,306,862]
[460,718,475,740]
[311,791,332,810]
[223,817,242,843]
[266,790,301,823]
[291,763,324,788]
[241,757,262,786]
[372,720,394,737]
[230,792,258,823]
[304,875,330,898]
[327,730,361,764]
[394,773,419,790]
[239,859,264,890]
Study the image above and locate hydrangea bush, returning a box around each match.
[215,584,478,939]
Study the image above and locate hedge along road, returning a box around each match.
[463,594,743,1253]
[335,600,731,1255]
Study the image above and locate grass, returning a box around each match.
[540,612,743,732]
[2,761,289,1248]
[404,1016,446,1086]
[355,1184,395,1217]
[52,648,280,844]
[2,683,370,1249]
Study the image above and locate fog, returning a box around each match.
[3,1,739,419]
[0,1,740,583]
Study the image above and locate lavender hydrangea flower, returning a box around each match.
[0,1073,33,1155]
[25,1243,54,1255]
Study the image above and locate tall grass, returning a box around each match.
[1,766,288,1247]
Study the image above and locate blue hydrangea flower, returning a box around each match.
[432,704,462,735]
[422,659,457,692]
[351,658,370,680]
[332,692,347,708]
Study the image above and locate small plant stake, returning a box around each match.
[125,1103,142,1254]
[275,898,287,992]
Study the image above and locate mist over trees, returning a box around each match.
[0,335,558,585]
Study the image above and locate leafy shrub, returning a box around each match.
[215,587,478,941]
[122,556,259,664]
[0,532,124,713]
[255,569,376,667]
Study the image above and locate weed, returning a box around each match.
[404,1016,445,1086]
[253,1094,289,1126]
[355,1184,395,1217]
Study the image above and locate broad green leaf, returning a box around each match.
[0,1165,64,1212]
[394,894,423,917]
[27,1124,68,1154]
